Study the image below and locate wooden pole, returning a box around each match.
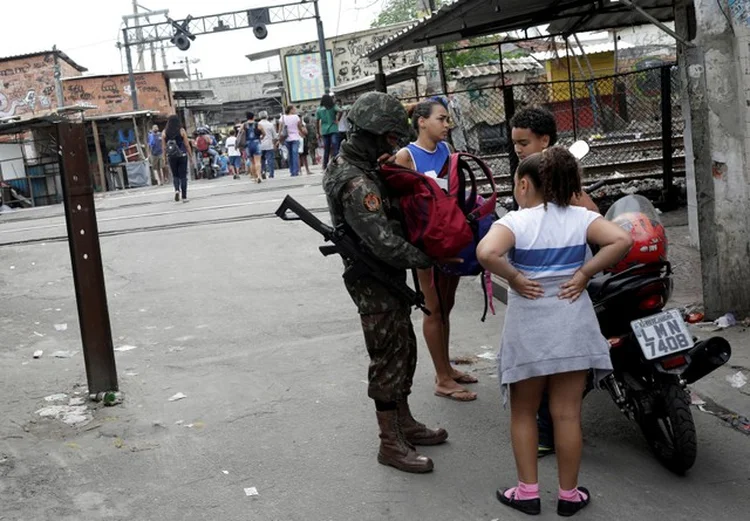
[91,120,106,192]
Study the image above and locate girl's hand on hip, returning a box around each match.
[509,272,544,300]
[558,270,590,302]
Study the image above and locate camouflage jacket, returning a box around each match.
[322,156,433,315]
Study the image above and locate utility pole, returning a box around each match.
[52,44,64,109]
[122,26,140,110]
[160,43,168,70]
[313,0,330,92]
[133,0,145,71]
[675,0,750,318]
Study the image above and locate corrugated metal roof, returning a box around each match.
[0,50,87,72]
[449,57,543,79]
[62,69,187,81]
[532,41,634,61]
[366,0,675,62]
[333,63,423,96]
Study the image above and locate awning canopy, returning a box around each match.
[366,0,676,62]
[173,89,215,101]
[333,63,423,98]
[84,110,160,122]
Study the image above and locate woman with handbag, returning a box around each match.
[279,105,305,177]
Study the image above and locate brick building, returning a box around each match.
[0,50,87,120]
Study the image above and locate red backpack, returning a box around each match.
[379,152,497,259]
[196,134,211,152]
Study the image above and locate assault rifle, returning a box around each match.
[275,195,430,315]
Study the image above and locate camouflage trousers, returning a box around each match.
[360,306,418,403]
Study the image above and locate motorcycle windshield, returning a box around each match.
[604,194,662,225]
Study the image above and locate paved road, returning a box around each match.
[1,173,748,520]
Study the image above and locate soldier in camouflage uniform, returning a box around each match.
[322,92,448,474]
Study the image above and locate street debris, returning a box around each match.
[696,400,750,435]
[114,345,138,352]
[33,350,43,359]
[91,392,123,406]
[36,404,91,426]
[726,371,748,389]
[477,352,495,360]
[54,323,68,331]
[114,437,125,449]
[168,392,187,402]
[690,392,706,406]
[124,371,139,377]
[175,420,184,425]
[244,487,259,497]
[10,265,15,270]
[51,350,75,358]
[742,316,750,328]
[715,313,736,329]
[222,470,229,475]
[68,397,86,406]
[33,331,45,338]
[44,393,68,402]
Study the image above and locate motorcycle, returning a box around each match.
[197,146,220,180]
[584,186,731,475]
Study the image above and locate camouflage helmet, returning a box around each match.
[347,92,410,140]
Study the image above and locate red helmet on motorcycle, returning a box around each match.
[607,212,668,273]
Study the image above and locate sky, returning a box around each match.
[0,0,386,78]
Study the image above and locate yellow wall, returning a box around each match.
[546,51,617,101]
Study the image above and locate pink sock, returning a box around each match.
[559,487,588,502]
[504,481,539,500]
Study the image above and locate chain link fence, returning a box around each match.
[405,63,684,202]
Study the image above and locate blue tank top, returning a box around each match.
[406,141,450,177]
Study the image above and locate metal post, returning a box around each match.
[660,65,674,207]
[374,59,387,93]
[52,45,65,109]
[503,86,518,210]
[123,27,139,110]
[437,47,449,95]
[57,123,118,395]
[565,39,578,140]
[313,0,331,92]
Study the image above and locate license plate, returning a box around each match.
[631,309,694,360]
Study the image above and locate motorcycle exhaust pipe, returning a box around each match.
[681,337,732,385]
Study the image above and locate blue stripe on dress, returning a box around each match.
[511,244,587,268]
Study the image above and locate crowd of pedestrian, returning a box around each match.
[146,94,355,197]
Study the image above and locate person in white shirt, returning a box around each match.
[476,147,631,517]
[224,128,242,178]
[258,111,278,178]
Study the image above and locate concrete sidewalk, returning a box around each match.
[0,189,748,520]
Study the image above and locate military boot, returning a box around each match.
[376,410,434,473]
[397,400,449,446]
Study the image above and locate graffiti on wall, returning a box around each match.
[63,73,172,116]
[0,55,57,118]
[729,0,750,27]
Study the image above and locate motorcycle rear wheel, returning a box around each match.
[638,382,697,475]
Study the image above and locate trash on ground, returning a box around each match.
[51,350,75,358]
[91,391,123,406]
[114,437,125,449]
[715,313,736,329]
[687,312,705,324]
[690,391,706,405]
[477,352,495,360]
[54,323,68,331]
[10,265,15,270]
[33,331,45,338]
[114,345,137,352]
[124,371,139,377]
[697,401,750,435]
[222,470,229,475]
[33,350,44,359]
[726,371,748,389]
[244,487,259,497]
[44,393,68,402]
[68,397,86,406]
[175,420,184,425]
[36,405,91,426]
[742,316,750,328]
[168,392,187,402]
